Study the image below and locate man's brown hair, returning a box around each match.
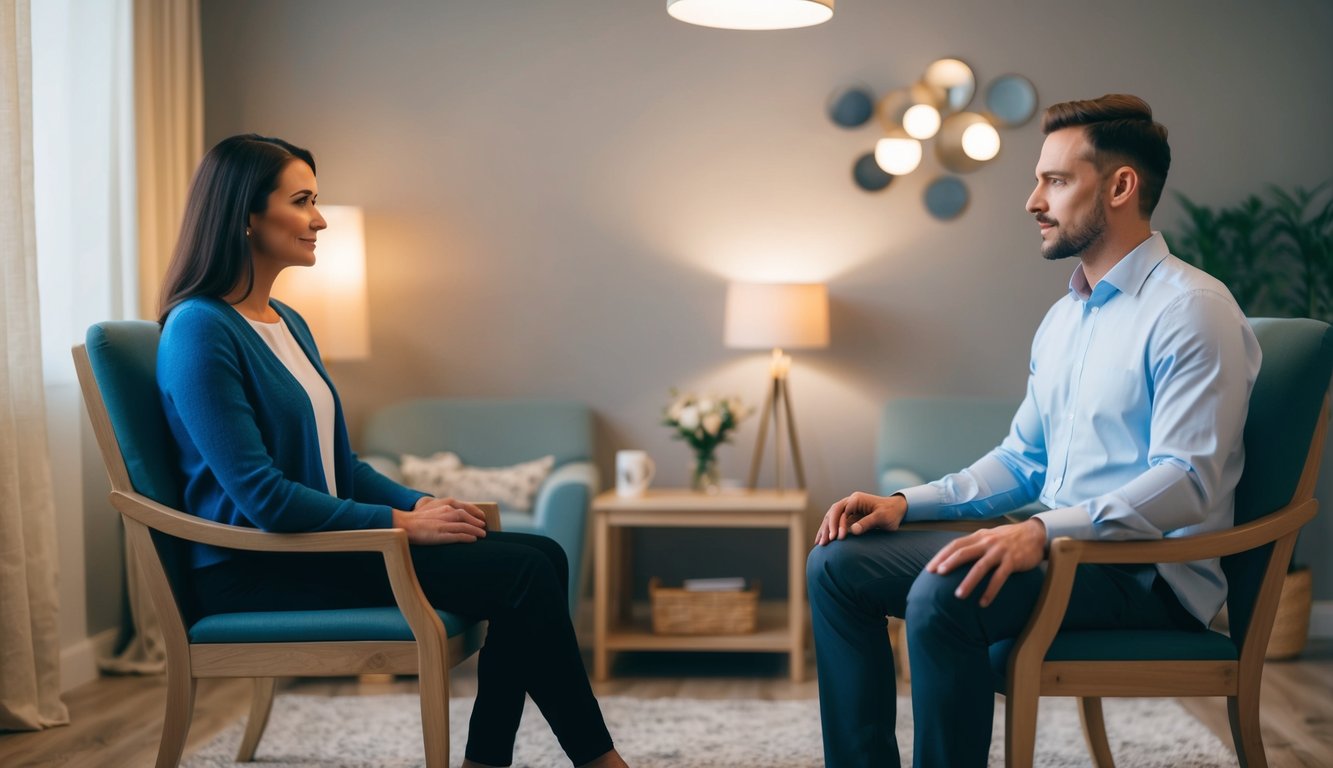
[1042,94,1170,218]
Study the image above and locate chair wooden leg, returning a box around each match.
[1004,686,1040,768]
[419,647,451,768]
[154,668,197,768]
[1227,694,1268,768]
[236,677,278,761]
[1078,697,1115,768]
[887,617,910,683]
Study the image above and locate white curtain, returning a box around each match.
[134,0,203,322]
[96,0,203,676]
[0,0,72,731]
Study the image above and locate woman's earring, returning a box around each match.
[245,227,252,238]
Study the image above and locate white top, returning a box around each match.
[243,313,339,497]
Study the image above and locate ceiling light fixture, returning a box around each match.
[667,0,834,31]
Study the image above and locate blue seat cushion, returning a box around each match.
[188,606,478,643]
[989,629,1237,689]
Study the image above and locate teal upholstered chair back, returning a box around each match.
[362,399,593,468]
[83,321,191,611]
[1225,317,1333,646]
[877,396,1021,493]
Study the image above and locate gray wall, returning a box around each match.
[199,0,1333,598]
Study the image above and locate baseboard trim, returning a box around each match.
[61,627,120,692]
[1311,600,1333,639]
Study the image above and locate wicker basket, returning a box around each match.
[649,577,759,635]
[1266,566,1312,660]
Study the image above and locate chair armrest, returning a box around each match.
[112,490,412,554]
[478,501,502,531]
[113,489,502,648]
[1004,497,1316,680]
[112,490,502,553]
[1046,497,1316,566]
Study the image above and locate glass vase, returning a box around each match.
[691,451,721,494]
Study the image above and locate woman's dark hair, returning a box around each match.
[158,134,316,324]
[1042,94,1170,218]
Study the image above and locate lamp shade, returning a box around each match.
[270,205,370,360]
[724,282,830,349]
[667,0,833,30]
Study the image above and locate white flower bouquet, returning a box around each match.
[662,390,750,491]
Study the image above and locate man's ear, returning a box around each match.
[1107,166,1139,211]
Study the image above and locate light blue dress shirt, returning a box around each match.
[898,233,1261,624]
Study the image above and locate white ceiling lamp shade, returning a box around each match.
[874,135,923,176]
[667,0,833,30]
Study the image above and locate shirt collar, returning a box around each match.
[1066,232,1170,306]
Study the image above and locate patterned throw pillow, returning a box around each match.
[400,451,555,512]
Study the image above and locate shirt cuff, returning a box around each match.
[1032,505,1096,542]
[899,484,941,521]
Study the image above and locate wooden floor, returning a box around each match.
[3,641,1331,767]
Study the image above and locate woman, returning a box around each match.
[157,134,628,768]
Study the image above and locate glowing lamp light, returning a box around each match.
[961,121,1001,161]
[901,103,941,140]
[270,205,370,360]
[666,0,834,30]
[874,136,923,176]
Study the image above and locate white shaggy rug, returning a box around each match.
[182,693,1233,767]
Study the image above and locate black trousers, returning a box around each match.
[192,531,613,767]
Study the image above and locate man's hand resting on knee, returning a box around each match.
[924,519,1047,607]
[814,492,908,546]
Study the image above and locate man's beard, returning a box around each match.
[1040,197,1107,261]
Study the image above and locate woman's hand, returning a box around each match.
[814,492,907,546]
[392,497,488,545]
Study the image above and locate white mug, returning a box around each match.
[615,450,656,497]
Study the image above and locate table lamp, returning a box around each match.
[724,282,829,490]
[270,205,370,361]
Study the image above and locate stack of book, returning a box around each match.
[682,576,747,592]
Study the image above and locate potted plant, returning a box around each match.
[1168,181,1333,658]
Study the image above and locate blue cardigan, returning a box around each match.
[158,296,426,568]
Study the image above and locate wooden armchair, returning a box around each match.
[994,317,1333,767]
[74,320,496,768]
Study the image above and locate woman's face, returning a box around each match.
[247,160,326,273]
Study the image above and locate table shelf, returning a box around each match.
[592,489,809,681]
[604,601,794,652]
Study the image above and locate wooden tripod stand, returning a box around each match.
[746,351,806,491]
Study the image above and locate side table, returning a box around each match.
[590,488,809,681]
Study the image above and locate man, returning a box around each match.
[807,94,1261,767]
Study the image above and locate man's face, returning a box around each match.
[1025,127,1107,261]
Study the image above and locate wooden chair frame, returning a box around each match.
[1002,397,1327,768]
[74,344,497,768]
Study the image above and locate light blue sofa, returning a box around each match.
[877,396,1047,518]
[359,399,598,617]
